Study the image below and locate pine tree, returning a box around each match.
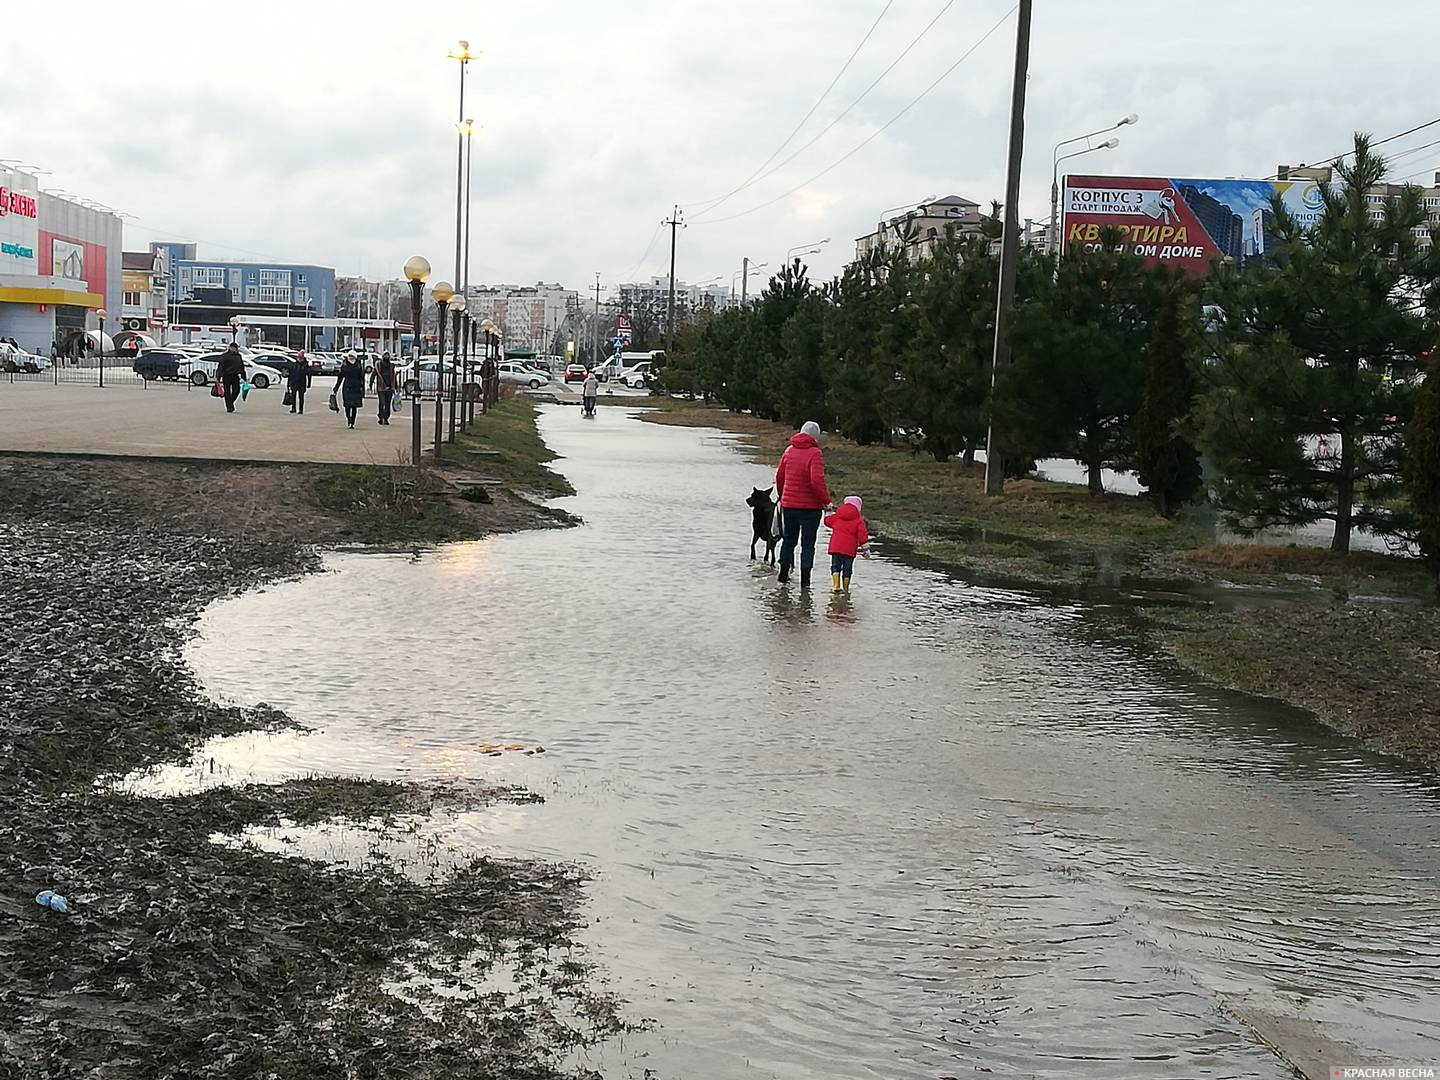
[1192,134,1430,552]
[1406,357,1440,600]
[1135,277,1203,516]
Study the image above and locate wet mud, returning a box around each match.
[0,473,624,1076]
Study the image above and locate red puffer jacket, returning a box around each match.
[824,502,870,556]
[775,433,831,510]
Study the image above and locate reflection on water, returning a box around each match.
[131,407,1440,1077]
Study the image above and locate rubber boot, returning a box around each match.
[831,572,842,592]
[842,575,851,593]
[800,568,811,590]
[777,564,790,584]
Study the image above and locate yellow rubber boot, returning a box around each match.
[841,576,851,593]
[831,572,841,592]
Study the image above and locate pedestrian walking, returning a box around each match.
[373,352,396,425]
[334,352,366,429]
[824,496,870,594]
[582,371,599,417]
[775,420,832,589]
[217,343,247,413]
[286,354,309,414]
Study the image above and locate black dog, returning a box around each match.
[746,487,778,565]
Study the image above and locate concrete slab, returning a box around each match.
[0,382,418,466]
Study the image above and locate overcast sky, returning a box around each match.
[4,1,1435,296]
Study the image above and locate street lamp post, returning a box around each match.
[430,281,454,462]
[785,237,830,267]
[95,308,107,387]
[1050,113,1137,255]
[480,319,496,413]
[449,292,466,443]
[403,255,431,471]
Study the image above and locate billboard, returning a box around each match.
[0,167,40,276]
[1062,174,1329,273]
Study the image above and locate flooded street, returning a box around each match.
[139,406,1440,1077]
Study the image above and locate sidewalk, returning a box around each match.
[0,382,415,466]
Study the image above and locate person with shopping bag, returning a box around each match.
[217,344,247,413]
[285,354,309,415]
[333,352,367,429]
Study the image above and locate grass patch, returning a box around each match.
[309,464,472,544]
[453,397,574,497]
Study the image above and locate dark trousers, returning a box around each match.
[377,390,392,423]
[290,386,306,414]
[344,405,358,426]
[779,508,822,574]
[830,553,855,577]
[222,375,241,412]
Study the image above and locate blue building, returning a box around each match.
[150,242,338,348]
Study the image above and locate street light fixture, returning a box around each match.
[96,308,107,387]
[430,280,454,462]
[786,237,830,264]
[448,292,466,443]
[1050,113,1138,255]
[480,318,498,413]
[404,255,431,469]
[740,261,769,306]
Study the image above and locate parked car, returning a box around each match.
[564,364,589,383]
[498,361,550,389]
[132,349,191,381]
[0,342,50,373]
[249,355,292,387]
[185,350,276,389]
[621,361,654,389]
[396,359,481,396]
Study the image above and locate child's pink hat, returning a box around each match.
[844,496,863,512]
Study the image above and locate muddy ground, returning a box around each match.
[0,453,627,1078]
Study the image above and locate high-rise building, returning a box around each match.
[464,282,578,354]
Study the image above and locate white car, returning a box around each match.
[397,359,481,396]
[621,361,654,389]
[498,361,550,389]
[183,350,278,389]
[0,342,50,373]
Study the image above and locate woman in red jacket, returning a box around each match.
[774,420,831,588]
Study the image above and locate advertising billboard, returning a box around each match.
[0,167,40,276]
[1062,174,1329,273]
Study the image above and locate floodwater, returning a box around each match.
[132,406,1440,1077]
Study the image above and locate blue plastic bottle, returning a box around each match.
[35,890,70,914]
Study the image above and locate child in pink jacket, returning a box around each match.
[824,495,870,593]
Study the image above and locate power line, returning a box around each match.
[1266,115,1440,179]
[620,220,666,283]
[688,0,895,216]
[693,5,1017,227]
[691,0,967,222]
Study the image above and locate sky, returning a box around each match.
[4,0,1437,298]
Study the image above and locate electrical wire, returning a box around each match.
[687,0,895,215]
[1266,115,1440,179]
[693,5,1016,227]
[620,220,666,283]
[690,0,969,221]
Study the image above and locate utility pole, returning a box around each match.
[593,273,602,367]
[665,206,684,356]
[741,256,750,306]
[983,0,1033,497]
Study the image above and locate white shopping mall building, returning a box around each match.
[0,164,122,354]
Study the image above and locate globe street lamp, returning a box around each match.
[448,292,466,443]
[404,255,431,469]
[96,308,107,387]
[480,318,497,413]
[1050,113,1137,255]
[430,280,454,462]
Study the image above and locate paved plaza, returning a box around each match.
[0,382,417,465]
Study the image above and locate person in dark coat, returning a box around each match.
[334,353,366,428]
[217,344,247,413]
[373,353,396,425]
[287,355,309,415]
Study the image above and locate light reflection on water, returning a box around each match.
[127,407,1440,1078]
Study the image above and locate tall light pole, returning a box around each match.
[446,41,476,441]
[404,256,431,472]
[95,308,107,387]
[449,292,466,442]
[740,260,768,306]
[430,280,453,463]
[982,0,1033,498]
[458,117,476,430]
[1050,113,1137,255]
